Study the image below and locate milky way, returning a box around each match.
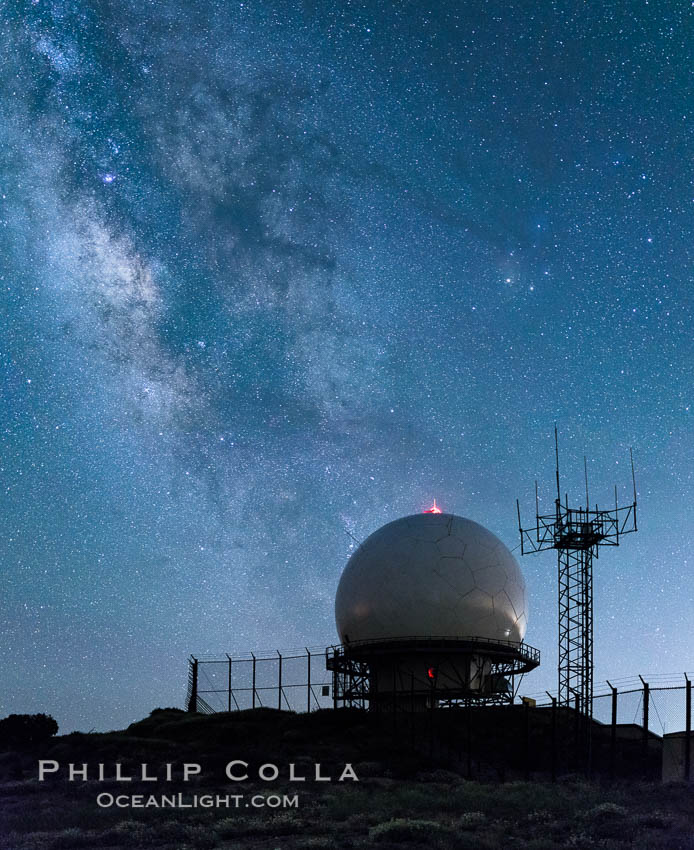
[2,1,693,730]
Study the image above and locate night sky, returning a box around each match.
[3,1,693,732]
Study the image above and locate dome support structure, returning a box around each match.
[326,636,540,711]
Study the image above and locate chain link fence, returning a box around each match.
[186,655,694,780]
[527,673,694,735]
[186,648,334,714]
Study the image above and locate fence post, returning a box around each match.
[410,673,415,749]
[607,680,617,779]
[392,667,398,732]
[587,694,593,778]
[546,692,557,782]
[574,694,581,772]
[251,654,257,709]
[686,674,692,781]
[524,698,531,780]
[639,675,649,772]
[228,655,233,712]
[306,649,311,713]
[329,648,337,710]
[277,650,283,710]
[466,702,472,779]
[188,657,198,713]
[372,664,378,714]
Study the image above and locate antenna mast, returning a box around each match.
[516,431,638,717]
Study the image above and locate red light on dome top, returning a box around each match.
[427,667,437,679]
[423,499,442,514]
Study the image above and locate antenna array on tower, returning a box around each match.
[516,427,638,717]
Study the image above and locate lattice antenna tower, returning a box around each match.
[516,426,638,716]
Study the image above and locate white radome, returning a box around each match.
[335,512,527,645]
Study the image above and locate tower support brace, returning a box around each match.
[558,546,594,714]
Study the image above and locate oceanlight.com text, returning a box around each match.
[96,792,300,809]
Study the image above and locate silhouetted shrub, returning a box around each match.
[369,818,454,844]
[0,713,58,750]
[457,811,486,830]
[633,809,674,830]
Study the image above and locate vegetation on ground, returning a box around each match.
[0,707,692,849]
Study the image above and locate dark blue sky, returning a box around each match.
[2,0,693,731]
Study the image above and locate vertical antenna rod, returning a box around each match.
[630,447,638,531]
[630,447,637,503]
[615,485,619,544]
[554,424,560,503]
